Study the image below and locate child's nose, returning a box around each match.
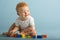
[25,12,27,16]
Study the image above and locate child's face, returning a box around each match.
[17,6,30,18]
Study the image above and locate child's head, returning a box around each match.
[16,2,30,18]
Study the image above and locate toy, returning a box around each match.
[27,36,31,38]
[21,34,25,38]
[26,35,32,38]
[42,34,47,38]
[32,36,36,38]
[9,30,47,39]
[10,31,20,37]
[36,34,47,38]
[37,35,42,38]
[10,33,16,37]
[14,31,25,38]
[10,33,47,39]
[16,34,21,37]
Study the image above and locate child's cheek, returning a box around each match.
[26,13,30,16]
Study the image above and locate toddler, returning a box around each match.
[3,2,36,36]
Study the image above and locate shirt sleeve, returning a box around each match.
[14,19,19,26]
[29,17,35,29]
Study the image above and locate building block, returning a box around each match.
[32,36,36,38]
[37,35,42,38]
[10,33,16,37]
[16,34,21,37]
[42,34,47,38]
[27,35,32,38]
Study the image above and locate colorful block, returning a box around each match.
[21,34,25,38]
[10,33,16,37]
[26,35,31,38]
[32,36,36,38]
[16,34,21,37]
[37,35,42,38]
[42,34,47,38]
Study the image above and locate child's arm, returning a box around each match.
[10,26,20,33]
[8,23,21,33]
[8,23,16,33]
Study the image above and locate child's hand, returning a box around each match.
[10,26,19,33]
[10,30,14,33]
[10,30,16,33]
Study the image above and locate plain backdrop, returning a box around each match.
[0,0,60,39]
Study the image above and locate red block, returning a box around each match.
[42,34,47,38]
[10,33,16,37]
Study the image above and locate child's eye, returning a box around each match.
[23,9,29,12]
[17,11,23,13]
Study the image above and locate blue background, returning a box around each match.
[0,0,60,39]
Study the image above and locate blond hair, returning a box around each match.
[16,2,28,11]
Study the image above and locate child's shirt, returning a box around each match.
[14,15,35,29]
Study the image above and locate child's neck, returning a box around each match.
[20,18,26,21]
[20,16,28,21]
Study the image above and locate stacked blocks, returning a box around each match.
[10,33,47,38]
[9,31,47,38]
[37,34,47,38]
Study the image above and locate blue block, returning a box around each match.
[20,35,22,37]
[16,34,21,37]
[33,36,36,38]
[37,35,42,38]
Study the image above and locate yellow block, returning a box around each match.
[21,34,25,38]
[27,36,32,38]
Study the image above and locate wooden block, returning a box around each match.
[42,34,47,38]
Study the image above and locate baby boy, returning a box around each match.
[3,2,36,36]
